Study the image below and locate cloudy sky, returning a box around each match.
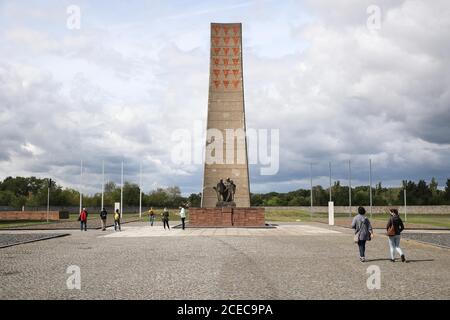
[0,0,449,195]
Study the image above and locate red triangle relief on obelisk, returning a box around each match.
[213,80,220,89]
[213,26,220,35]
[233,37,240,46]
[214,48,221,55]
[233,25,240,35]
[213,69,220,78]
[223,47,230,55]
[232,80,240,88]
[232,58,239,65]
[232,69,240,78]
[223,37,230,45]
[223,69,230,78]
[223,80,230,88]
[223,26,229,35]
[223,58,229,66]
[212,37,221,46]
[233,48,240,56]
[213,58,220,65]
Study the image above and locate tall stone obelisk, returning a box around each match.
[201,23,251,208]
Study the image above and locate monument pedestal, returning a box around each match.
[189,207,265,227]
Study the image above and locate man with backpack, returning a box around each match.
[100,207,108,231]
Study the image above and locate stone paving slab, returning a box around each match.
[102,224,342,238]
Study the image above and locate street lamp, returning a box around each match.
[47,178,52,223]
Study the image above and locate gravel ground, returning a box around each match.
[1,222,449,300]
[0,233,69,248]
[402,233,450,248]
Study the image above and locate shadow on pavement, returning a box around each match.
[405,259,435,263]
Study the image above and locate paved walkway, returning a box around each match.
[1,222,449,299]
[103,224,342,238]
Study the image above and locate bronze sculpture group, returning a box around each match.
[213,178,236,207]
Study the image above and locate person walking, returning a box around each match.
[79,207,88,231]
[162,207,170,230]
[114,209,121,232]
[179,205,186,230]
[386,208,406,262]
[351,206,374,262]
[100,207,107,231]
[148,207,155,226]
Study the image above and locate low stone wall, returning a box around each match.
[0,211,68,221]
[189,207,265,227]
[264,206,450,214]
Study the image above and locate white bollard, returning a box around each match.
[328,201,334,226]
[115,202,121,216]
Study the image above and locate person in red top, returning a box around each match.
[79,208,88,231]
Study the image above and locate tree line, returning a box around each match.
[1,176,449,208]
[251,178,450,206]
[0,176,201,208]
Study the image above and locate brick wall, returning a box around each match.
[0,211,63,221]
[189,207,265,227]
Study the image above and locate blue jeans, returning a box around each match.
[388,235,404,260]
[80,221,87,231]
[150,216,155,226]
[358,240,366,258]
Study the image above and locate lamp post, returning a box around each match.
[121,161,124,219]
[101,160,104,210]
[369,159,373,218]
[139,162,142,219]
[310,163,313,220]
[348,160,352,217]
[79,160,83,215]
[47,178,52,223]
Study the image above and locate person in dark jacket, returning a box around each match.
[386,208,406,262]
[100,208,107,231]
[79,208,88,231]
[162,207,170,230]
[351,206,374,262]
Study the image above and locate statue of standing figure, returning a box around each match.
[213,177,236,207]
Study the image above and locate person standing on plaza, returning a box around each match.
[79,207,88,231]
[114,209,121,232]
[162,207,170,230]
[100,207,107,231]
[386,208,406,262]
[148,207,155,226]
[351,206,374,262]
[179,205,186,230]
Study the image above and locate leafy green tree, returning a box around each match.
[187,193,201,207]
[445,179,450,203]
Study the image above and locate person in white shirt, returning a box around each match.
[179,205,187,230]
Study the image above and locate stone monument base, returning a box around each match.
[189,207,265,227]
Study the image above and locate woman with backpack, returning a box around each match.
[351,206,374,262]
[386,208,406,262]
